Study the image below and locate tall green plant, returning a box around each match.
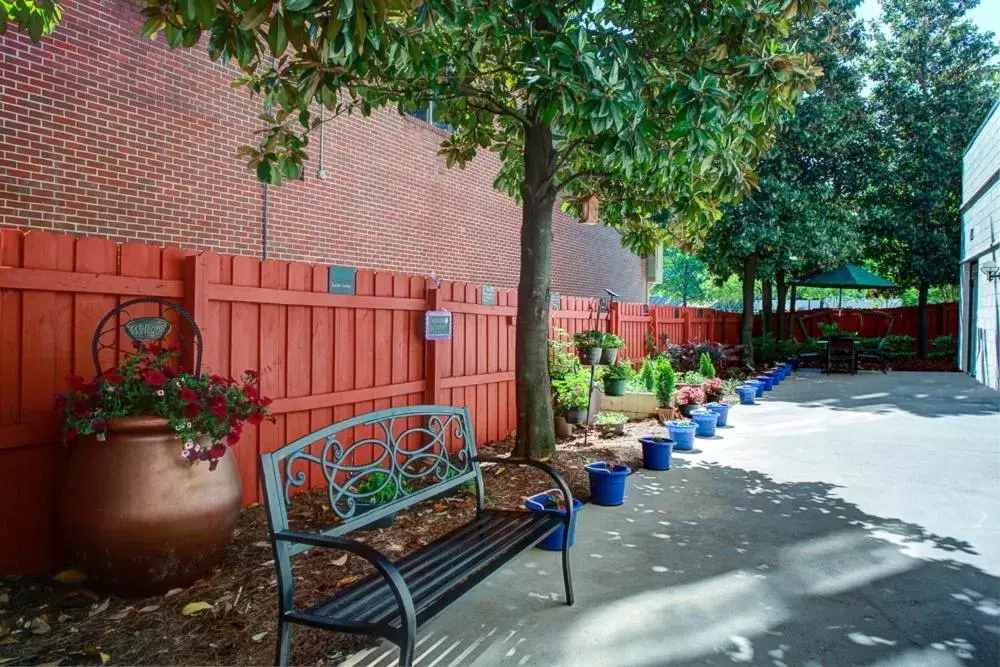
[698,353,716,379]
[639,358,658,392]
[654,358,677,409]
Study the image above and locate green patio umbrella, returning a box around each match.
[797,263,898,308]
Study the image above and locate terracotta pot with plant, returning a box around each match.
[56,342,272,595]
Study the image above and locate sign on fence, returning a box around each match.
[425,310,453,340]
[481,285,496,306]
[327,265,357,294]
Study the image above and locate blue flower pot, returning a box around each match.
[690,409,719,437]
[788,358,800,370]
[756,375,774,391]
[746,379,764,398]
[639,436,674,471]
[667,420,697,451]
[705,401,730,427]
[585,462,631,506]
[736,386,756,405]
[524,494,584,551]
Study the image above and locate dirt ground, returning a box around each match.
[0,422,656,666]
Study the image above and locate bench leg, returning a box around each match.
[275,619,293,666]
[562,546,574,605]
[398,632,415,667]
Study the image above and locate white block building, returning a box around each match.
[960,100,1000,391]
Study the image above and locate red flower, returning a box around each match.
[258,396,272,407]
[64,427,79,440]
[103,371,123,386]
[209,374,228,386]
[168,342,183,352]
[179,387,198,404]
[143,370,166,387]
[65,375,86,390]
[72,401,91,418]
[210,403,227,419]
[248,412,263,425]
[225,431,240,446]
[243,369,259,383]
[244,385,259,401]
[184,403,201,419]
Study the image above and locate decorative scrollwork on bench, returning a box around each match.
[283,412,473,521]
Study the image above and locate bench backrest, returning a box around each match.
[259,405,481,545]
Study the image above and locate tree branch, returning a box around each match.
[555,170,610,192]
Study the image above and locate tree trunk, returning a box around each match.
[740,254,759,364]
[513,122,557,460]
[761,279,773,340]
[776,271,788,341]
[788,284,798,340]
[917,279,929,359]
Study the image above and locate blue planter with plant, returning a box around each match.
[667,419,697,450]
[585,461,631,506]
[736,386,756,405]
[756,375,774,391]
[788,358,800,370]
[746,379,763,398]
[639,436,674,471]
[704,401,730,427]
[524,492,583,551]
[690,409,719,437]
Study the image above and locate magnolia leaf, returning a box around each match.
[331,554,348,566]
[164,587,185,598]
[53,568,88,584]
[138,605,160,614]
[88,598,111,618]
[181,601,214,616]
[252,631,268,642]
[334,575,360,589]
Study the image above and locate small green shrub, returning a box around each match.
[603,359,635,380]
[355,471,410,505]
[929,335,957,360]
[698,352,716,378]
[679,371,706,386]
[602,333,624,349]
[639,357,658,391]
[654,358,676,408]
[573,329,604,351]
[549,331,582,381]
[593,411,628,426]
[552,370,591,411]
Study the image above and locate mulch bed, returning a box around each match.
[0,424,651,666]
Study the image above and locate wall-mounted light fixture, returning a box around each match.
[981,260,998,282]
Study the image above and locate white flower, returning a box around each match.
[186,421,192,429]
[183,441,194,451]
[156,389,165,397]
[180,449,191,459]
[175,424,183,432]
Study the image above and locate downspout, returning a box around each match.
[261,181,269,260]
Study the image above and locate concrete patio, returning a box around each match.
[344,372,1000,667]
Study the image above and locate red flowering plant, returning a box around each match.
[702,377,726,397]
[673,385,705,407]
[56,342,272,469]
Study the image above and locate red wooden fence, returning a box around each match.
[756,304,959,343]
[0,228,747,575]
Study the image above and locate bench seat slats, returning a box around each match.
[299,509,562,627]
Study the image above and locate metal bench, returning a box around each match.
[259,405,575,667]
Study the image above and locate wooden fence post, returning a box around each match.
[425,285,441,405]
[610,300,620,338]
[183,253,210,373]
[650,306,659,354]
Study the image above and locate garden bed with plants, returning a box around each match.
[0,433,646,667]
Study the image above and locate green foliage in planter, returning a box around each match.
[603,359,635,381]
[698,352,716,378]
[854,335,916,360]
[752,337,800,366]
[679,371,707,386]
[552,371,591,412]
[573,330,604,351]
[929,335,957,360]
[654,358,677,409]
[593,411,628,426]
[549,329,582,381]
[602,333,624,350]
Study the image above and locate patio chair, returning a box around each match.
[857,337,890,373]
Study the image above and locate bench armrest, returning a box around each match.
[274,530,416,632]
[474,456,575,523]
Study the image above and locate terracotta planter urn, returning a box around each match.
[59,416,242,596]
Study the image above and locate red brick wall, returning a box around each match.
[0,0,648,302]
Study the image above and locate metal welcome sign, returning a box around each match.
[123,317,171,341]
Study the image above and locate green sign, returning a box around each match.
[481,285,496,306]
[328,265,356,295]
[123,317,171,341]
[425,310,453,340]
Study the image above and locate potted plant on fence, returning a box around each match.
[600,333,624,364]
[593,411,628,437]
[673,385,705,417]
[56,342,272,594]
[573,329,605,365]
[553,372,591,424]
[602,358,633,396]
[653,357,677,421]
